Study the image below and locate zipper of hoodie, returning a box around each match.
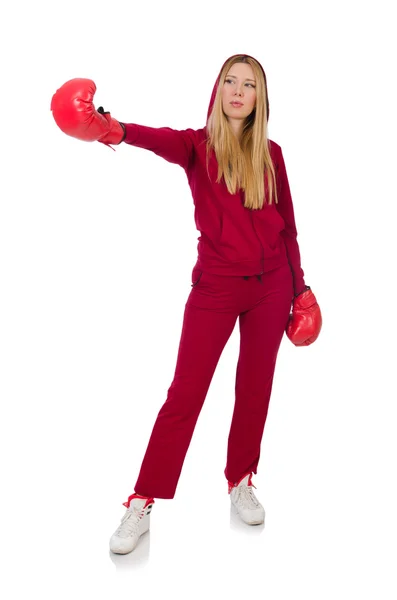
[250,210,265,280]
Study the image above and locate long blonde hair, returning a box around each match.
[205,55,278,210]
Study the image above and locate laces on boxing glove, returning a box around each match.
[97,106,126,150]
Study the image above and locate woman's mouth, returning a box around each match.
[231,102,243,108]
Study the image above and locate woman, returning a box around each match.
[51,53,322,555]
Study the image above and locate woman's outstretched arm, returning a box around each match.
[120,123,196,172]
[50,78,196,172]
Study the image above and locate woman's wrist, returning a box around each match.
[294,285,311,298]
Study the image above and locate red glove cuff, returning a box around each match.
[293,287,317,310]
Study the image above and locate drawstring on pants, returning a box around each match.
[243,274,263,285]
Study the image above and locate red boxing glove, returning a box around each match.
[50,78,125,149]
[286,287,322,346]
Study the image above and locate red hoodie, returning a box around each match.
[120,54,306,296]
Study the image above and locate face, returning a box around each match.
[221,62,257,123]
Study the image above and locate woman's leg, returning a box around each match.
[134,270,239,499]
[224,264,294,484]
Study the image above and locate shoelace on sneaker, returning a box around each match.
[235,485,261,509]
[115,507,144,539]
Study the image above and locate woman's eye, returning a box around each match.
[225,79,255,88]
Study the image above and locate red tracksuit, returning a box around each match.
[120,54,306,499]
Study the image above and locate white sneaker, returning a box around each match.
[228,473,265,525]
[109,493,155,554]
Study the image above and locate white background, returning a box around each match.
[1,0,396,597]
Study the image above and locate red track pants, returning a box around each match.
[134,262,294,499]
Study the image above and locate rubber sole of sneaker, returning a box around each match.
[110,515,150,554]
[231,502,265,526]
[110,528,149,554]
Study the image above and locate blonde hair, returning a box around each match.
[205,55,278,210]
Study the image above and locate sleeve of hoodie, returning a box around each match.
[275,145,306,296]
[120,122,195,172]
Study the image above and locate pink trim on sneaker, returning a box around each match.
[227,472,257,494]
[122,493,155,508]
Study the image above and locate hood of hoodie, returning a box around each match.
[206,54,269,123]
